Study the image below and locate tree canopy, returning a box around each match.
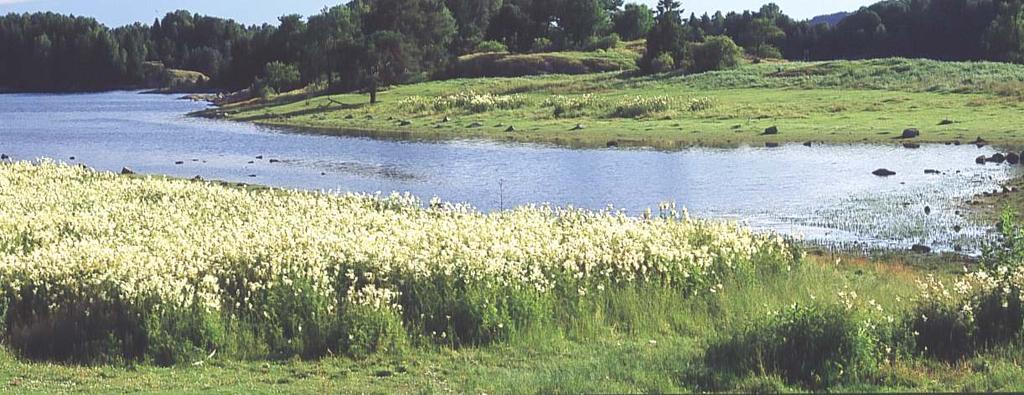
[2,0,1024,92]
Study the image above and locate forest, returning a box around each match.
[0,0,1022,92]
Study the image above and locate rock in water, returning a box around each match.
[607,141,619,148]
[872,169,897,177]
[121,167,135,175]
[0,154,8,160]
[987,153,1006,164]
[763,126,779,135]
[976,155,987,164]
[765,142,780,148]
[903,143,921,149]
[1007,153,1020,165]
[803,141,812,147]
[175,161,185,165]
[924,169,941,175]
[911,245,932,254]
[902,128,920,138]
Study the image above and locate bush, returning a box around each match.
[474,40,508,54]
[684,36,743,74]
[751,45,783,60]
[251,78,276,99]
[706,303,880,388]
[264,61,301,93]
[585,34,620,52]
[648,52,676,73]
[532,37,555,53]
[911,209,1024,361]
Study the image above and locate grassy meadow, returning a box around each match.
[206,58,1024,149]
[0,162,1023,392]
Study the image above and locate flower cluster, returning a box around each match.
[399,91,528,114]
[611,96,673,118]
[687,96,716,112]
[0,161,795,360]
[542,94,597,118]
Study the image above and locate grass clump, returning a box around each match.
[543,94,599,118]
[706,302,882,388]
[610,96,673,118]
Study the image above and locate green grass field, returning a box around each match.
[206,58,1024,149]
[2,253,1021,393]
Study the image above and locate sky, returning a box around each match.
[0,0,872,27]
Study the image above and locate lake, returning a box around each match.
[0,91,1017,252]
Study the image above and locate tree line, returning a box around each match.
[0,0,1022,93]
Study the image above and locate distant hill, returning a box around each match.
[808,12,851,27]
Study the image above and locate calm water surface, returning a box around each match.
[0,91,1017,251]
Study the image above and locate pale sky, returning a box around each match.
[0,0,872,27]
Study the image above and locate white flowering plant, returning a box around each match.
[0,162,797,364]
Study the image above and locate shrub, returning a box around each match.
[649,52,676,73]
[585,34,621,52]
[706,303,880,388]
[252,78,276,99]
[684,36,743,74]
[474,40,508,54]
[532,37,555,53]
[911,209,1024,361]
[611,96,672,118]
[263,61,301,93]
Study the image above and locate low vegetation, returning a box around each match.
[210,58,1024,149]
[1,162,1023,392]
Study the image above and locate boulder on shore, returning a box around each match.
[0,154,8,160]
[872,168,897,177]
[903,143,921,149]
[901,128,920,139]
[763,126,779,135]
[765,142,780,148]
